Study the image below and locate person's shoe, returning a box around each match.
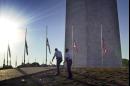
[67,77,73,80]
[55,74,59,76]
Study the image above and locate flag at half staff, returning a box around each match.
[101,24,108,56]
[24,28,28,55]
[8,44,11,57]
[102,39,108,55]
[73,40,79,53]
[46,38,51,54]
[25,39,28,55]
[3,57,5,65]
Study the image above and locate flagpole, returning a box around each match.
[46,26,48,65]
[72,25,74,66]
[3,53,5,67]
[24,33,26,65]
[101,24,103,67]
[24,29,27,65]
[15,56,17,67]
[9,44,11,66]
[7,47,8,66]
[22,56,23,65]
[10,54,11,66]
[24,46,25,65]
[27,50,29,63]
[42,26,44,64]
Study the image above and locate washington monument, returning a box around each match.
[65,0,122,67]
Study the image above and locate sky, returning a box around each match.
[0,0,129,67]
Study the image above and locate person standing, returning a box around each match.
[52,48,62,75]
[65,48,73,79]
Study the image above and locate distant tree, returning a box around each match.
[32,62,40,67]
[122,59,129,67]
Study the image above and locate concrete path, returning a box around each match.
[0,67,55,81]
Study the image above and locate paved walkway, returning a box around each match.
[0,67,54,81]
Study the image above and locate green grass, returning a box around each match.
[42,68,129,86]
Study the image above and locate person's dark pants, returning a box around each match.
[56,58,62,75]
[67,59,72,79]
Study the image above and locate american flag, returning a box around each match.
[73,40,79,53]
[46,38,51,54]
[72,25,79,53]
[3,57,5,65]
[101,24,108,57]
[25,39,28,55]
[24,28,28,55]
[8,44,11,57]
[102,39,108,55]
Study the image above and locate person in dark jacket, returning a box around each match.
[52,48,62,75]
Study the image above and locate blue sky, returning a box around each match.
[117,0,129,61]
[0,0,129,67]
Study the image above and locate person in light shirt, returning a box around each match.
[52,48,62,75]
[65,48,73,79]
